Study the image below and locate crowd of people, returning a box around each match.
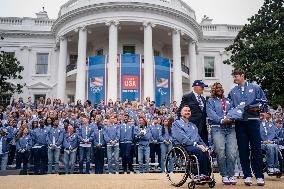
[0,69,283,187]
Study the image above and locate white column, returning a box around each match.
[75,26,87,102]
[106,20,119,101]
[172,29,183,105]
[57,36,67,100]
[143,22,155,101]
[189,40,197,85]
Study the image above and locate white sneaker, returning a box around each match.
[222,177,230,185]
[229,177,237,185]
[268,168,274,174]
[124,172,127,174]
[256,178,265,186]
[244,177,252,186]
[274,168,280,173]
[130,171,134,174]
[116,172,119,175]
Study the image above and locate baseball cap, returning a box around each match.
[192,80,208,88]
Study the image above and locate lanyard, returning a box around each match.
[221,97,227,114]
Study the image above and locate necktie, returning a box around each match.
[197,95,204,110]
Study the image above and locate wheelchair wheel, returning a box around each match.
[208,180,216,188]
[188,181,195,189]
[166,146,189,187]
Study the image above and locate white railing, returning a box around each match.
[58,0,195,18]
[0,18,22,25]
[202,25,242,32]
[34,19,54,26]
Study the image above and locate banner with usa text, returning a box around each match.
[87,55,106,105]
[120,54,141,102]
[154,56,171,107]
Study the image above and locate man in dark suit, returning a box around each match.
[177,80,208,145]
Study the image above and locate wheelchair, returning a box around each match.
[165,145,216,189]
[262,148,284,178]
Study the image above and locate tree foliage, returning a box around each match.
[0,51,25,100]
[224,0,284,107]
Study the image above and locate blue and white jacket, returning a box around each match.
[16,134,32,151]
[103,124,120,145]
[228,82,267,121]
[46,127,64,148]
[260,121,278,142]
[119,122,135,143]
[172,118,206,147]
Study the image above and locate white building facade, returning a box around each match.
[0,0,242,104]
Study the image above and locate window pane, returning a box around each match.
[36,53,48,74]
[204,57,215,77]
[123,46,135,54]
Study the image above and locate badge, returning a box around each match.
[237,110,243,114]
[249,89,254,93]
[240,102,246,105]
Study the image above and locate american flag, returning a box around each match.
[156,78,168,88]
[90,77,103,88]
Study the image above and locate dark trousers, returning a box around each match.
[18,151,30,175]
[120,143,133,172]
[8,145,21,168]
[150,143,161,167]
[94,147,105,174]
[185,146,209,175]
[235,120,264,179]
[33,146,48,174]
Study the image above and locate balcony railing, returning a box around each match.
[58,0,195,19]
[181,64,189,75]
[66,56,190,76]
[66,63,77,72]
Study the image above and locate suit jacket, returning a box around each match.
[177,92,208,144]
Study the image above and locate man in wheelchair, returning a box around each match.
[172,105,210,180]
[260,113,281,174]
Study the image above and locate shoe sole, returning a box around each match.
[257,183,265,186]
[244,182,252,186]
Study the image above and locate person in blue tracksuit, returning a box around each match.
[0,127,13,170]
[93,120,105,174]
[63,125,79,174]
[31,119,48,175]
[104,116,120,174]
[149,116,161,169]
[7,119,19,168]
[206,82,238,185]
[16,126,32,175]
[172,105,210,180]
[228,69,267,186]
[77,116,94,174]
[259,113,280,174]
[46,118,64,174]
[136,116,152,173]
[119,114,135,174]
[159,116,174,173]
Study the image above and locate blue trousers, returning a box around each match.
[79,147,91,174]
[211,126,238,177]
[235,120,264,179]
[261,144,279,168]
[185,146,209,175]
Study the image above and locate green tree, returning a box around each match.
[0,51,25,106]
[224,0,284,107]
